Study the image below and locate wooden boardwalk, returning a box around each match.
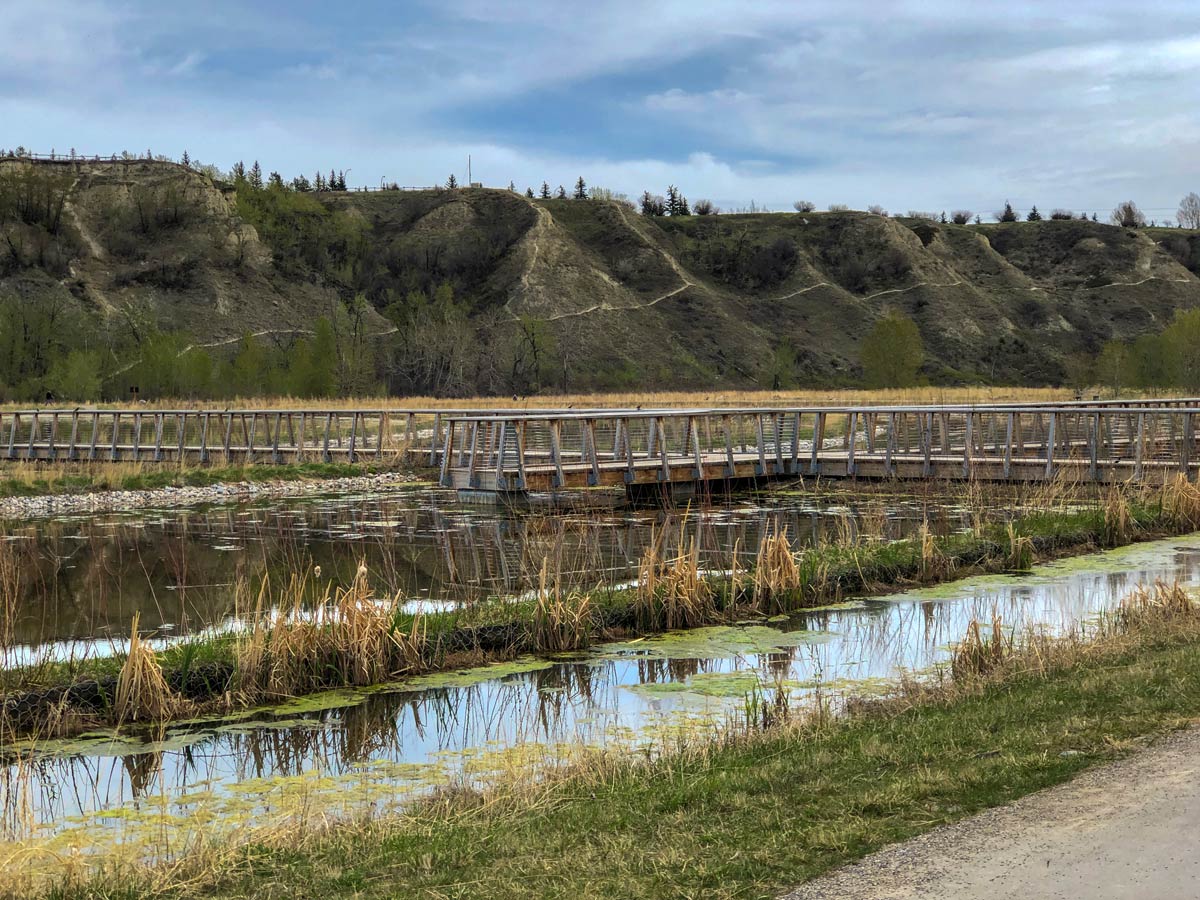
[440,403,1200,493]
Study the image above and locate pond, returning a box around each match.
[3,518,1197,877]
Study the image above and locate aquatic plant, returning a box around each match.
[114,614,181,723]
[1102,485,1135,547]
[950,615,1012,680]
[634,537,716,631]
[1158,474,1200,531]
[1114,579,1198,632]
[531,558,594,652]
[1005,522,1034,571]
[752,528,801,614]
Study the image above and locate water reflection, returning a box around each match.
[2,487,974,651]
[5,534,1200,848]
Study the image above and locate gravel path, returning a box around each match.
[784,726,1200,899]
[0,471,426,519]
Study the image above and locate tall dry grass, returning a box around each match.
[531,558,594,652]
[114,614,180,723]
[752,529,801,614]
[634,536,716,631]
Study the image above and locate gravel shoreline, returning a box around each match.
[0,471,428,520]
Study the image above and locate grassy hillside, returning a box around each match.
[2,157,1198,397]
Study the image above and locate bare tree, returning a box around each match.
[1178,192,1200,229]
[1111,200,1145,228]
[793,200,816,213]
[1049,209,1073,220]
[827,203,849,212]
[867,204,888,217]
[951,210,973,225]
[693,198,717,215]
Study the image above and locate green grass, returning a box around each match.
[49,623,1200,900]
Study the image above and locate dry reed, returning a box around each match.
[531,558,594,651]
[752,528,801,613]
[950,616,1012,680]
[114,614,180,723]
[634,537,716,630]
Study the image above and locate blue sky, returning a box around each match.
[5,0,1200,217]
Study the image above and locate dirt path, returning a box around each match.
[784,726,1200,899]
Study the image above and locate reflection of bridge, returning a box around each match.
[440,402,1200,494]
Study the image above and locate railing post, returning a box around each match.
[347,412,358,464]
[550,419,566,488]
[7,413,18,460]
[622,417,635,484]
[272,412,283,464]
[1134,412,1145,480]
[132,412,142,461]
[46,412,59,460]
[176,413,186,460]
[884,412,896,476]
[1183,412,1193,478]
[658,417,671,482]
[495,421,509,490]
[466,421,480,487]
[755,414,767,476]
[321,413,332,463]
[1089,412,1100,482]
[723,415,735,478]
[152,414,164,462]
[846,411,858,476]
[922,412,932,477]
[790,412,801,474]
[199,412,210,463]
[88,412,99,460]
[66,410,79,461]
[587,419,602,486]
[690,415,704,480]
[516,421,529,490]
[27,410,39,460]
[429,412,442,466]
[1003,412,1014,479]
[223,413,235,463]
[439,421,456,486]
[1044,412,1057,480]
[962,412,973,479]
[809,412,825,475]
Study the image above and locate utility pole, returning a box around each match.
[468,154,472,185]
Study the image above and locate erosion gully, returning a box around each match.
[1,484,1196,873]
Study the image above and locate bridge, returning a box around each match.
[438,402,1200,494]
[3,401,1200,495]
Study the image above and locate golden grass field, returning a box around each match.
[3,385,1098,412]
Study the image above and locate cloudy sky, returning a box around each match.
[5,0,1200,217]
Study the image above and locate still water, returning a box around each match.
[3,515,1197,870]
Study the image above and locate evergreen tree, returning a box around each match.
[447,173,459,189]
[181,150,191,168]
[249,160,263,189]
[556,184,566,199]
[640,191,666,216]
[676,194,690,215]
[665,185,680,215]
[232,161,246,182]
[268,171,284,189]
[999,201,1018,222]
[508,180,516,191]
[315,171,326,191]
[540,182,551,199]
[337,170,348,190]
[573,176,588,200]
[525,187,535,198]
[293,174,312,192]
[1026,204,1042,221]
[329,169,338,191]
[939,211,947,223]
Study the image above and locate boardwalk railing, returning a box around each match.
[440,405,1200,491]
[0,409,466,464]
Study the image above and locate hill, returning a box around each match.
[2,156,1198,397]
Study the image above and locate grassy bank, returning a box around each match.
[5,478,1200,741]
[38,583,1200,899]
[0,460,398,498]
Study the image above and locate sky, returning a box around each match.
[4,0,1200,217]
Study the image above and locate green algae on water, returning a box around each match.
[593,624,833,661]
